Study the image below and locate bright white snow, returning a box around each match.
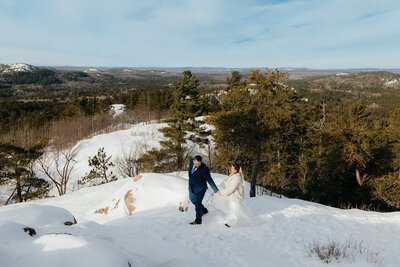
[1,120,400,266]
[111,104,126,116]
[9,63,37,72]
[84,68,99,73]
[0,63,37,74]
[1,171,400,266]
[384,79,399,86]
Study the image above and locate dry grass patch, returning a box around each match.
[133,174,143,182]
[94,206,109,214]
[305,237,383,265]
[124,189,136,215]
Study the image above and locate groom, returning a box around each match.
[188,155,221,225]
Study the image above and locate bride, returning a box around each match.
[213,162,252,227]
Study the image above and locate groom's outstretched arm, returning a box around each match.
[204,167,219,193]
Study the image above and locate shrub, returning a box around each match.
[305,237,383,265]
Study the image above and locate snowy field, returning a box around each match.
[1,119,400,266]
[1,172,400,266]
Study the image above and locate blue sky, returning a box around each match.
[0,0,399,68]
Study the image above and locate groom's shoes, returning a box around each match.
[190,221,200,225]
[202,211,209,217]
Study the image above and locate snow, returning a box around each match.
[2,120,400,266]
[32,120,212,195]
[0,203,75,227]
[32,121,167,195]
[384,79,399,86]
[0,63,37,74]
[84,68,99,73]
[9,63,37,72]
[111,104,126,116]
[336,72,349,76]
[1,172,399,266]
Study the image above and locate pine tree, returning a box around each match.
[226,70,244,91]
[211,68,302,197]
[142,70,209,172]
[0,141,49,204]
[387,108,400,177]
[80,147,117,186]
[341,103,372,186]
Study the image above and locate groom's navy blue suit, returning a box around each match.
[188,160,218,224]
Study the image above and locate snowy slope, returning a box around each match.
[0,63,38,74]
[33,120,212,195]
[1,120,400,266]
[1,171,400,266]
[1,118,212,204]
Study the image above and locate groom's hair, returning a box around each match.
[193,155,202,162]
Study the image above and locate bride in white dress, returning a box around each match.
[212,163,252,227]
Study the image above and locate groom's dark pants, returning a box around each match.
[189,186,208,224]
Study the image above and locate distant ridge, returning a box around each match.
[2,62,400,74]
[47,65,400,73]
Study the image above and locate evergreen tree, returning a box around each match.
[0,141,49,204]
[80,147,117,186]
[341,103,372,186]
[211,68,302,197]
[387,108,400,177]
[226,70,244,91]
[142,70,209,172]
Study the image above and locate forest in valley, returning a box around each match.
[2,65,400,211]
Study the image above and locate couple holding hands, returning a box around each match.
[188,155,250,227]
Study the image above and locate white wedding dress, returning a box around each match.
[212,170,252,226]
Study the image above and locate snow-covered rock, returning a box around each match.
[0,203,75,227]
[0,203,139,267]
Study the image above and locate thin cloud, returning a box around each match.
[357,9,393,20]
[0,0,399,68]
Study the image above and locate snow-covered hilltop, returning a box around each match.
[1,120,400,266]
[0,63,38,74]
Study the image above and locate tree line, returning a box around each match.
[2,68,400,211]
[142,68,400,211]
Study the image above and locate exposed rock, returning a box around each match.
[64,216,78,225]
[23,227,36,236]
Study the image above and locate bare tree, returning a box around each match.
[36,144,81,195]
[115,142,146,178]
